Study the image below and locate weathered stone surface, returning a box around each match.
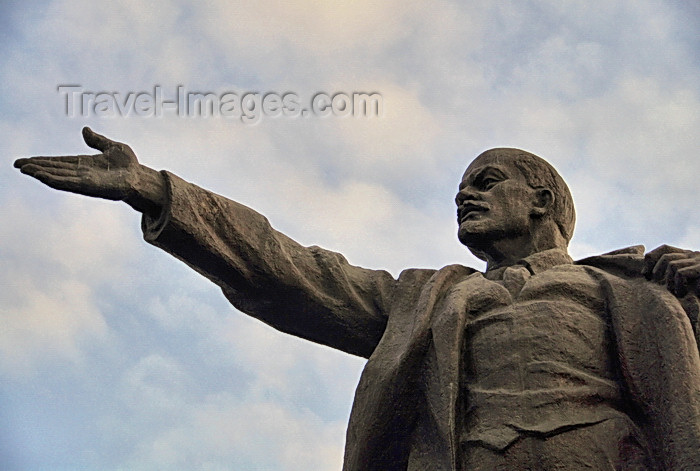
[14,130,700,470]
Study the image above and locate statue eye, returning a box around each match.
[482,177,500,190]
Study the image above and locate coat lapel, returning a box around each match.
[343,265,475,471]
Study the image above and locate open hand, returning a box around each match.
[14,127,140,201]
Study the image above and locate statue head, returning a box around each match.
[456,148,576,267]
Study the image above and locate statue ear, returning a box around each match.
[531,188,553,217]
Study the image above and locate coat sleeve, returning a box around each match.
[600,274,700,470]
[141,171,397,358]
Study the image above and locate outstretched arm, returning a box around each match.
[14,126,166,217]
[15,128,396,357]
[141,170,395,357]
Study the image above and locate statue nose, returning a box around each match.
[457,187,482,204]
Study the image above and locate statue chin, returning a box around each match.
[458,222,491,248]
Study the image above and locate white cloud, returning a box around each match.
[0,272,107,377]
[200,0,415,59]
[121,393,347,471]
[0,195,137,377]
[121,354,193,411]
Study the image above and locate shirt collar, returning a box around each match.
[484,248,573,280]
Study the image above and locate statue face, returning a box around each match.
[456,156,539,251]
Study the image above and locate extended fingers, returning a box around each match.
[15,155,97,169]
[19,162,80,178]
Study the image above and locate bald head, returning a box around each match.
[465,148,576,243]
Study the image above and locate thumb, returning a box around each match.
[82,126,116,152]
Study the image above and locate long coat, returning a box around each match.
[143,172,700,470]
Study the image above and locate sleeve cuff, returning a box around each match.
[141,170,174,242]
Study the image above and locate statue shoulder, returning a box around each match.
[575,245,646,279]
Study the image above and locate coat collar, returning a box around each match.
[485,248,574,280]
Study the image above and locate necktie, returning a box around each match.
[501,264,532,297]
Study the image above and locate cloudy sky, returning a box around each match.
[1,1,698,469]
